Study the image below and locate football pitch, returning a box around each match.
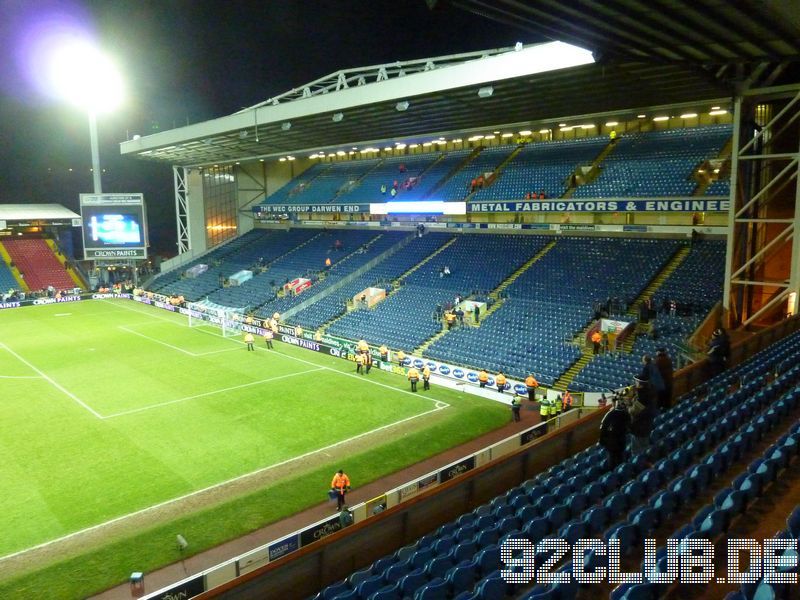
[0,299,507,598]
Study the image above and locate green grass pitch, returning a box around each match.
[0,299,508,599]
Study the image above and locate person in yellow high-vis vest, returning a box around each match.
[495,372,507,394]
[407,367,420,392]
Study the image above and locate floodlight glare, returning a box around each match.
[47,40,124,113]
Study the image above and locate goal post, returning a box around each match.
[187,301,243,338]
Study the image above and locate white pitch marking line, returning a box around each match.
[0,343,103,419]
[0,375,41,379]
[102,299,452,409]
[117,325,239,357]
[0,403,446,564]
[102,368,324,418]
[118,326,196,355]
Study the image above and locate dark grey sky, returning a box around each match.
[0,0,531,253]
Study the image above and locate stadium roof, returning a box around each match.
[120,1,800,168]
[0,204,80,222]
[444,0,800,64]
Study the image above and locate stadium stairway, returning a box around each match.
[0,241,29,291]
[281,232,410,320]
[627,245,691,318]
[394,236,458,283]
[619,245,692,353]
[414,240,559,356]
[331,159,384,201]
[551,246,690,392]
[474,144,525,196]
[492,240,557,298]
[44,239,86,288]
[562,137,619,199]
[317,235,457,335]
[424,146,483,199]
[552,348,593,392]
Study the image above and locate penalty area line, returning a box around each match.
[102,368,324,418]
[0,402,446,565]
[0,343,103,419]
[102,299,452,409]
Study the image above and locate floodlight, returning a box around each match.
[281,122,292,131]
[47,40,124,113]
[396,101,409,112]
[478,86,494,98]
[332,113,344,122]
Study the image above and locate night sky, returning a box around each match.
[0,0,531,255]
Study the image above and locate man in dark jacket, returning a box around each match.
[629,376,656,456]
[654,348,674,410]
[707,328,730,378]
[599,395,631,470]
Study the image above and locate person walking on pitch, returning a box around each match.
[244,332,255,351]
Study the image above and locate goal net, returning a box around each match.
[187,300,243,338]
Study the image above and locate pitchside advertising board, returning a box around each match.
[80,193,148,260]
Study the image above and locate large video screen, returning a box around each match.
[80,194,148,259]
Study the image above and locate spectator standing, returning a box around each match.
[478,369,489,388]
[640,355,665,401]
[562,390,574,412]
[495,371,507,394]
[407,366,420,392]
[539,396,550,427]
[599,396,631,470]
[525,373,539,402]
[669,299,677,317]
[654,348,674,410]
[629,376,656,456]
[511,394,522,422]
[707,328,730,378]
[330,470,351,511]
[474,304,480,324]
[591,330,602,355]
